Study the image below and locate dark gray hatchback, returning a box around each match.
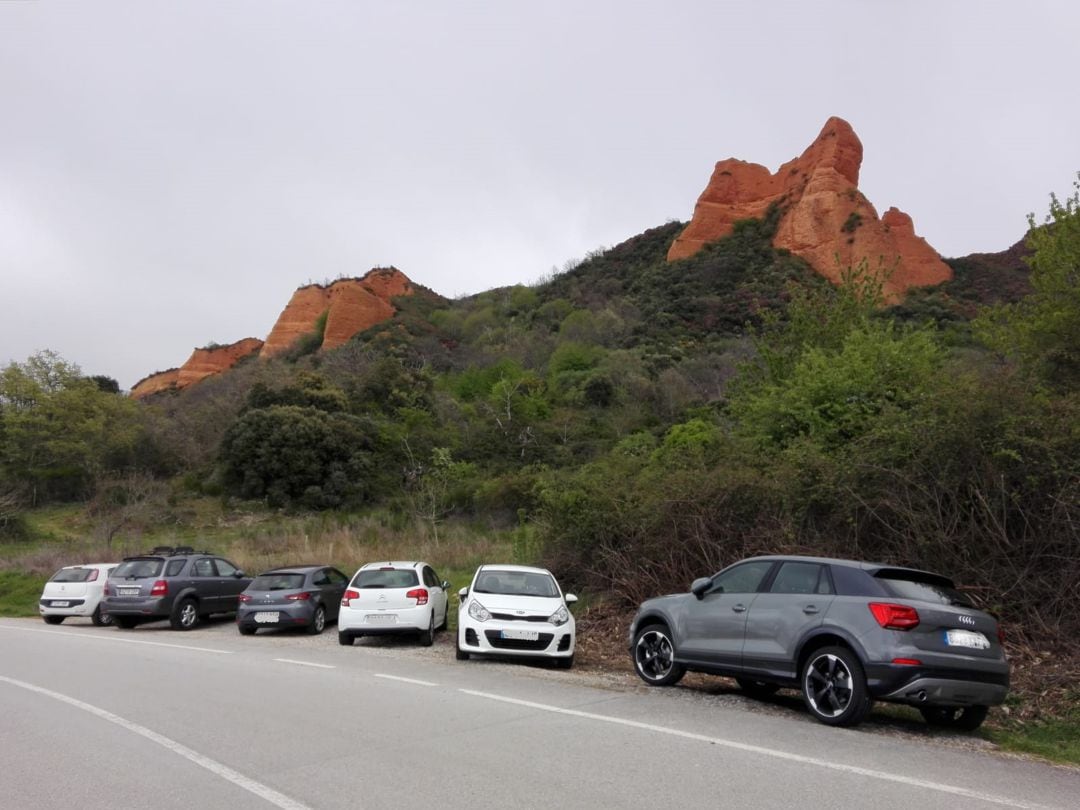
[629,555,1009,730]
[236,565,349,636]
[103,547,251,630]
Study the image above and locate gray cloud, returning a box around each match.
[2,0,1077,388]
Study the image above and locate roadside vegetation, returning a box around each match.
[3,179,1079,764]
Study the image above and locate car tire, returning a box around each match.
[42,615,64,625]
[801,646,872,727]
[170,598,200,631]
[113,616,139,629]
[307,605,326,636]
[632,624,685,686]
[338,631,353,646]
[555,654,574,670]
[91,605,113,627]
[736,678,781,698]
[419,613,434,647]
[238,624,256,636]
[919,705,989,732]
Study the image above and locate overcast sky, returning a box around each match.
[2,1,1078,389]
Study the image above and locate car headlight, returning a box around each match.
[549,605,570,626]
[468,599,491,622]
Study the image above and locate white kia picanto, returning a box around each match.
[456,564,577,669]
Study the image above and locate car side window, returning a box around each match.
[312,569,331,586]
[770,562,831,595]
[328,568,348,585]
[192,558,215,577]
[215,559,238,577]
[424,567,438,587]
[708,561,773,595]
[166,559,186,577]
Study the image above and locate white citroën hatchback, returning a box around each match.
[456,565,577,669]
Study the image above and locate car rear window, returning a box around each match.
[112,559,164,579]
[875,570,973,607]
[473,570,559,597]
[251,573,305,591]
[354,569,418,589]
[50,568,95,583]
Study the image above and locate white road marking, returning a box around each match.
[273,658,335,670]
[459,690,1058,810]
[0,624,231,655]
[374,673,438,687]
[0,675,315,810]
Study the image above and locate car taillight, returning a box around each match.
[87,569,99,582]
[891,658,922,666]
[104,582,112,596]
[406,588,429,606]
[868,602,919,630]
[342,589,359,607]
[286,592,311,601]
[151,580,168,597]
[238,594,252,603]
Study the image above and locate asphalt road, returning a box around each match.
[1,616,1076,810]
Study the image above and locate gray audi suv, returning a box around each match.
[629,555,1009,729]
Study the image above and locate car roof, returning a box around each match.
[358,561,426,570]
[257,565,327,575]
[736,554,943,579]
[62,563,116,568]
[476,564,553,575]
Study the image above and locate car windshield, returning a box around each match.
[875,572,974,607]
[50,568,94,583]
[112,559,164,578]
[473,570,559,597]
[250,573,305,591]
[354,569,418,589]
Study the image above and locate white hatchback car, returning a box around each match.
[456,565,577,669]
[39,563,116,626]
[338,561,450,647]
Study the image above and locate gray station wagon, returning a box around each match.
[629,555,1009,730]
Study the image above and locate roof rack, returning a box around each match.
[147,546,211,556]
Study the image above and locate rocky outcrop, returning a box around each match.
[130,368,181,399]
[175,338,264,389]
[261,267,415,358]
[668,117,952,301]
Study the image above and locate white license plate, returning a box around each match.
[945,629,990,649]
[500,629,539,641]
[366,613,396,624]
[51,601,70,607]
[118,588,140,596]
[254,612,279,623]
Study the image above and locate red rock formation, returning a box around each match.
[668,117,951,301]
[261,267,415,358]
[130,368,180,399]
[175,338,264,388]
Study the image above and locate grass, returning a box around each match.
[984,715,1080,766]
[0,570,47,617]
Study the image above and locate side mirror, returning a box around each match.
[458,587,468,600]
[234,571,246,578]
[690,577,712,599]
[441,581,451,590]
[565,593,578,605]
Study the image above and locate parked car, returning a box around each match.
[338,561,450,647]
[39,563,116,626]
[629,555,1009,729]
[237,565,349,636]
[103,547,251,630]
[456,565,577,669]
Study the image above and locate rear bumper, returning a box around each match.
[237,603,315,628]
[866,662,1009,707]
[101,596,170,618]
[338,604,429,634]
[39,599,94,617]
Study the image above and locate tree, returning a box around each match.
[977,175,1080,388]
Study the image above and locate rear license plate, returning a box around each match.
[118,588,140,596]
[254,612,279,623]
[51,601,70,607]
[500,629,539,641]
[366,613,396,624]
[945,629,990,649]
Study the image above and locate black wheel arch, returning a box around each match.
[795,628,869,677]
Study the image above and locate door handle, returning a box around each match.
[732,604,747,613]
[803,605,819,614]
